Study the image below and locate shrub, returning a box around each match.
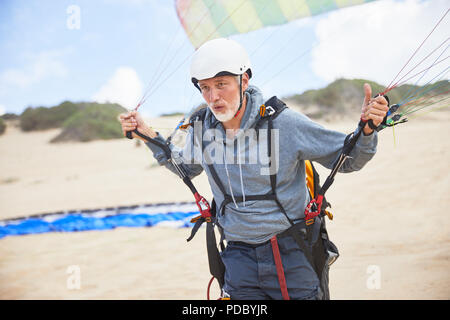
[51,103,126,143]
[20,101,82,131]
[0,118,6,135]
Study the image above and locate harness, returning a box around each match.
[186,96,339,300]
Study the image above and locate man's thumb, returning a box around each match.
[364,83,372,105]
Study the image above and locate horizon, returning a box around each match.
[0,76,397,116]
[2,76,448,117]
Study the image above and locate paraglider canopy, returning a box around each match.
[175,0,379,48]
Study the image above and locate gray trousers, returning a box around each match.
[221,235,321,300]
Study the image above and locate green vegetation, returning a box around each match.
[14,78,447,142]
[20,101,82,131]
[1,113,19,120]
[0,118,6,135]
[284,78,449,118]
[18,100,126,142]
[160,112,185,117]
[50,103,126,143]
[286,79,387,113]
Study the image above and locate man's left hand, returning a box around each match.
[361,83,389,135]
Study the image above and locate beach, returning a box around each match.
[0,111,449,299]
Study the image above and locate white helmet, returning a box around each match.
[190,38,252,90]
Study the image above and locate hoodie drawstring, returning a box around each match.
[223,146,239,209]
[237,137,246,207]
[223,136,246,209]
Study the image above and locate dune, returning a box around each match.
[0,110,448,299]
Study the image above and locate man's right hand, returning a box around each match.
[118,111,157,141]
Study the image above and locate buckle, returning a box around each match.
[259,104,276,117]
[266,106,275,116]
[304,195,324,225]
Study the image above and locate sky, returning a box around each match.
[0,0,448,117]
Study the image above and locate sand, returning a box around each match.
[0,111,449,300]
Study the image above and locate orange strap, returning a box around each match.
[270,236,290,300]
[305,160,315,199]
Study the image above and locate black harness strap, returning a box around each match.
[205,200,225,289]
[207,163,228,195]
[268,114,295,227]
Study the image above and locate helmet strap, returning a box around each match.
[233,74,243,118]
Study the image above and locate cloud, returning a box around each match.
[311,0,449,86]
[0,50,68,92]
[92,67,143,109]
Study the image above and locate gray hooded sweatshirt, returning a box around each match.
[146,85,377,244]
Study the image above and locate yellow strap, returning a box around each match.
[305,160,315,199]
[259,105,266,116]
[305,160,334,221]
[180,123,192,130]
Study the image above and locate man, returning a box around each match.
[119,38,388,300]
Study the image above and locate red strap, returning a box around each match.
[207,276,214,300]
[194,192,211,219]
[270,236,290,300]
[304,194,324,224]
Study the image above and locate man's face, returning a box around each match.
[198,75,241,122]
